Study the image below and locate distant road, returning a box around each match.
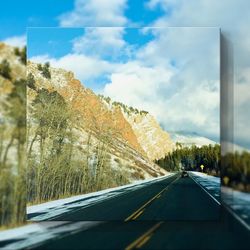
[42,173,220,221]
[1,174,250,249]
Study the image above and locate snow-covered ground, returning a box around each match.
[27,173,175,221]
[0,221,102,250]
[189,171,250,229]
[189,171,221,201]
[0,174,176,249]
[222,186,250,229]
[169,131,217,148]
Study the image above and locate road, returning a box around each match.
[40,173,220,221]
[2,174,250,249]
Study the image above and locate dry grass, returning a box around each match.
[27,87,130,205]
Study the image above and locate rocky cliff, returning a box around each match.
[99,96,174,161]
[27,61,170,181]
[125,113,174,161]
[27,62,145,156]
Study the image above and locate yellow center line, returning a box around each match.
[125,222,163,250]
[132,209,145,220]
[124,176,180,221]
[136,235,151,248]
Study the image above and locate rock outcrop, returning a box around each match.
[27,61,169,180]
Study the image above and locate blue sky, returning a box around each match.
[27,28,84,58]
[0,0,162,40]
[27,27,160,92]
[0,0,73,39]
[28,26,220,143]
[2,0,250,149]
[28,28,154,60]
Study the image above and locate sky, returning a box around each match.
[1,0,250,149]
[28,27,220,143]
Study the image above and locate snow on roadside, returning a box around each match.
[188,171,220,200]
[190,171,250,228]
[0,221,101,250]
[27,173,176,221]
[222,186,250,227]
[0,173,176,249]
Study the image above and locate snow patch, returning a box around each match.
[27,173,175,221]
[189,171,220,199]
[190,171,250,227]
[222,186,250,226]
[0,221,101,250]
[170,131,217,148]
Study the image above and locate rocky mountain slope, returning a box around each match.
[27,61,170,181]
[99,96,174,161]
[0,42,26,226]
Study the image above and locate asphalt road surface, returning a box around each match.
[3,174,250,249]
[38,173,220,221]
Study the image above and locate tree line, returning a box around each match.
[27,63,129,205]
[156,143,250,192]
[98,94,148,116]
[155,144,221,176]
[221,151,250,192]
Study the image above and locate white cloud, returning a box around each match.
[103,27,220,140]
[30,53,115,83]
[104,61,173,109]
[58,0,128,27]
[30,26,220,142]
[161,80,219,136]
[3,35,26,48]
[72,27,127,58]
[104,69,219,139]
[146,0,250,148]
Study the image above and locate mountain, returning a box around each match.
[221,141,250,155]
[169,131,217,148]
[99,96,174,161]
[27,61,172,184]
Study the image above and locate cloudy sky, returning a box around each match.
[28,27,220,142]
[1,0,249,149]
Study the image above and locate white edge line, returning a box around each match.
[222,201,250,231]
[189,173,221,205]
[189,173,250,231]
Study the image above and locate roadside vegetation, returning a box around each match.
[157,143,250,193]
[0,59,26,227]
[221,151,250,192]
[0,59,12,80]
[14,46,26,65]
[98,94,148,116]
[27,63,129,205]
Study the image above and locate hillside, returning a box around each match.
[99,95,174,161]
[169,131,217,148]
[27,60,171,204]
[0,42,26,227]
[0,43,26,104]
